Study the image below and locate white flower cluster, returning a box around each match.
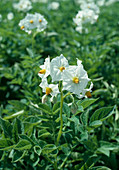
[13,0,32,12]
[38,54,93,101]
[73,0,100,33]
[75,0,119,7]
[19,13,47,33]
[75,0,105,6]
[48,2,60,10]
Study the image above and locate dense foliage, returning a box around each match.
[0,0,119,169]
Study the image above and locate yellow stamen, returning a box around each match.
[85,91,92,98]
[39,69,46,74]
[46,87,52,95]
[39,19,42,22]
[73,77,79,84]
[59,66,65,72]
[21,26,24,30]
[30,20,33,24]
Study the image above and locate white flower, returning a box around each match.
[13,0,32,12]
[50,54,69,82]
[34,13,48,32]
[19,13,47,33]
[63,59,90,97]
[39,78,59,100]
[73,1,99,34]
[75,26,83,33]
[80,2,100,15]
[7,12,14,20]
[0,14,2,22]
[79,82,93,98]
[48,2,60,10]
[38,57,50,78]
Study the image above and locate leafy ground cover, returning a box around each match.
[0,0,119,169]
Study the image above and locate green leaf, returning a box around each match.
[80,110,89,126]
[97,147,110,157]
[78,98,98,110]
[38,103,52,114]
[12,150,27,162]
[75,105,84,115]
[34,146,42,156]
[0,118,12,138]
[8,100,27,111]
[53,102,60,114]
[3,110,24,120]
[63,102,70,117]
[0,145,15,151]
[12,118,22,143]
[19,134,35,145]
[80,155,101,170]
[42,144,57,155]
[69,116,81,134]
[15,139,32,150]
[89,120,102,128]
[0,139,12,149]
[90,166,111,170]
[90,106,115,123]
[26,48,34,57]
[38,129,52,138]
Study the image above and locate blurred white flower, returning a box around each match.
[13,0,32,12]
[39,78,59,99]
[19,13,47,33]
[105,0,119,6]
[80,2,100,15]
[0,14,2,22]
[97,0,105,6]
[48,2,60,10]
[38,57,50,78]
[7,12,14,20]
[50,54,69,82]
[32,0,48,3]
[73,8,98,33]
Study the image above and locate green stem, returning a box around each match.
[56,90,63,146]
[54,161,58,170]
[32,31,40,53]
[63,92,71,99]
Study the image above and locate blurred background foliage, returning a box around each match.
[0,0,119,169]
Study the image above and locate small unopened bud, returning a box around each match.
[42,94,47,103]
[85,91,92,98]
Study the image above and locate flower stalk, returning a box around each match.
[56,89,63,146]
